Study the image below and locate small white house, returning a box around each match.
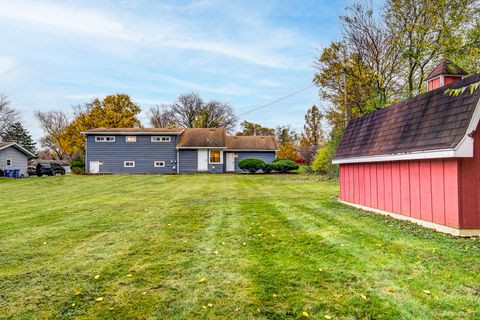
[0,142,36,176]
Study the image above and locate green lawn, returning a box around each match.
[0,175,479,319]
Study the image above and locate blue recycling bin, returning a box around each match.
[4,169,13,178]
[14,169,20,178]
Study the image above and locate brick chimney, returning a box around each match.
[425,58,468,91]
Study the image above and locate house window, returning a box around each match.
[95,136,115,142]
[151,136,171,142]
[209,150,221,163]
[6,159,12,166]
[126,136,136,143]
[124,161,135,168]
[154,161,165,167]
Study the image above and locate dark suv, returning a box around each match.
[36,163,66,176]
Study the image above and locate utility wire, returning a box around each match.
[236,84,315,118]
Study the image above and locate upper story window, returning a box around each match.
[124,161,135,168]
[95,136,115,142]
[151,136,171,142]
[126,136,137,143]
[209,150,221,164]
[6,159,12,166]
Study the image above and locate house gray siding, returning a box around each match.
[234,151,276,172]
[86,135,178,174]
[0,147,28,176]
[178,149,197,173]
[178,149,224,173]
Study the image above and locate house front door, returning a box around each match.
[197,150,208,171]
[226,153,235,172]
[89,161,100,174]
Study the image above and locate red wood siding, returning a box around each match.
[339,159,463,228]
[459,122,480,228]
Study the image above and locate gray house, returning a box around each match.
[83,127,278,174]
[0,142,36,176]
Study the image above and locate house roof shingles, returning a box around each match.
[0,141,36,157]
[226,135,278,150]
[334,73,480,160]
[177,128,226,148]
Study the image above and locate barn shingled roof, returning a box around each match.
[334,73,480,160]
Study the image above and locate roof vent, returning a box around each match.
[425,58,468,91]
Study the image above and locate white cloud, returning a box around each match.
[0,56,15,74]
[0,0,312,69]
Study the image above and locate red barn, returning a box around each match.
[333,59,480,236]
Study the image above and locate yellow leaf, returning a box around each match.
[272,293,278,298]
[43,242,47,245]
[318,268,323,272]
[127,273,133,278]
[95,297,104,302]
[242,242,246,246]
[214,251,219,255]
[198,277,206,284]
[74,290,81,296]
[360,294,367,300]
[324,315,333,320]
[386,287,395,292]
[94,275,100,280]
[202,305,207,309]
[208,303,213,308]
[423,290,431,295]
[466,308,475,313]
[301,311,309,317]
[71,303,76,307]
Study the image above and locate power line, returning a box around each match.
[237,84,315,118]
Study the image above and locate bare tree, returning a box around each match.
[34,110,69,160]
[148,105,178,128]
[0,94,20,139]
[171,92,204,128]
[194,100,236,131]
[152,92,237,131]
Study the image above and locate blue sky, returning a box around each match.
[0,0,372,140]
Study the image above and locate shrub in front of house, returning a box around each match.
[262,162,274,173]
[270,159,299,173]
[238,158,266,173]
[71,167,86,175]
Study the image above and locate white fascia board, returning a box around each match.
[176,147,227,149]
[333,97,480,164]
[0,142,36,158]
[81,131,183,135]
[225,149,279,152]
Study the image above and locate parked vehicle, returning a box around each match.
[27,166,36,176]
[36,163,66,177]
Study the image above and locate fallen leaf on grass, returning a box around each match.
[214,251,219,255]
[385,287,395,292]
[74,290,81,296]
[360,294,367,300]
[94,275,100,280]
[43,242,47,245]
[71,303,76,307]
[242,242,246,246]
[127,273,133,278]
[301,311,309,317]
[198,277,206,284]
[95,297,104,302]
[318,268,323,272]
[466,308,475,313]
[422,290,431,295]
[324,315,333,319]
[207,303,213,308]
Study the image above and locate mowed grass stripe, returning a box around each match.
[0,175,479,319]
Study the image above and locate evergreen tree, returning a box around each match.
[2,122,37,156]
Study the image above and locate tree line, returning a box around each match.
[0,91,324,164]
[313,0,480,176]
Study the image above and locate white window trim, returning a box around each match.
[6,159,12,166]
[124,161,135,168]
[95,136,115,142]
[126,136,137,143]
[151,136,171,142]
[154,161,165,167]
[209,150,223,164]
